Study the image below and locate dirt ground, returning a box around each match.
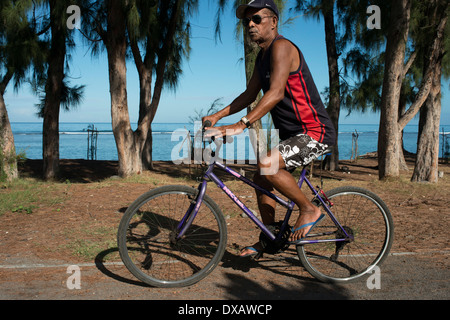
[0,155,449,300]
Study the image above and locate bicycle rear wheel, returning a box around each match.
[297,186,394,283]
[117,185,227,288]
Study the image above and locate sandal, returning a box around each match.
[289,214,325,244]
[239,246,261,258]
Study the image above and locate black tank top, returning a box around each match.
[255,35,336,145]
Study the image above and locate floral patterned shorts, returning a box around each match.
[277,134,329,171]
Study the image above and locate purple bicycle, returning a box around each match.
[117,124,394,288]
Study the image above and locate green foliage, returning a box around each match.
[34,79,86,118]
[0,180,41,215]
[0,0,47,90]
[11,205,35,214]
[328,0,449,117]
[27,0,87,118]
[0,176,69,216]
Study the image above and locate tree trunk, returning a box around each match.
[145,0,182,170]
[411,65,442,183]
[137,67,153,170]
[323,1,340,171]
[378,0,411,180]
[125,0,182,172]
[397,85,409,171]
[411,0,448,183]
[106,0,141,177]
[0,92,18,182]
[42,0,66,180]
[130,38,153,170]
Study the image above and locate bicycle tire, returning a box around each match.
[117,185,227,288]
[296,186,394,283]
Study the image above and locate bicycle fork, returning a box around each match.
[175,180,208,241]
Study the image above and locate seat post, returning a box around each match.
[319,147,333,190]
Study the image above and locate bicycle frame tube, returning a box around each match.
[214,162,292,208]
[177,155,294,241]
[207,162,290,242]
[176,141,352,244]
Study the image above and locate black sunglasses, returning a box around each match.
[242,14,274,27]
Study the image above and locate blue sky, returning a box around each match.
[4,0,450,126]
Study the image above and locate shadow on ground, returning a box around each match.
[95,248,350,300]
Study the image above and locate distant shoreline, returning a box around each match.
[10,122,450,162]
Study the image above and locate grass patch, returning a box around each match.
[1,179,44,216]
[66,238,117,261]
[85,170,196,191]
[0,178,68,216]
[63,223,118,261]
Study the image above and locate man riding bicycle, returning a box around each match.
[203,0,336,257]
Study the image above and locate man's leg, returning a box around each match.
[258,149,322,242]
[253,171,276,225]
[238,170,275,256]
[239,149,321,256]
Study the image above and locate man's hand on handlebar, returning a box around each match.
[201,115,219,130]
[202,120,246,141]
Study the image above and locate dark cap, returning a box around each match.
[236,0,279,19]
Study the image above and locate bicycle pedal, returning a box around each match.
[253,251,264,260]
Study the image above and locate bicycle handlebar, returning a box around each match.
[202,121,233,145]
[202,120,212,129]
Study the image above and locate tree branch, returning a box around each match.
[0,70,13,95]
[402,50,417,78]
[129,38,144,74]
[398,7,448,131]
[150,0,182,122]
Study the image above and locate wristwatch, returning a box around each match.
[240,116,251,128]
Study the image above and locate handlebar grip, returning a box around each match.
[202,120,212,129]
[202,121,233,144]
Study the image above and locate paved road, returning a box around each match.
[0,250,448,302]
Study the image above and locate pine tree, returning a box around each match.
[337,0,449,182]
[294,0,341,170]
[82,0,198,176]
[0,0,46,182]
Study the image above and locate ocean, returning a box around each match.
[10,122,450,162]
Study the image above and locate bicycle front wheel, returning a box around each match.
[297,186,394,283]
[117,185,227,288]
